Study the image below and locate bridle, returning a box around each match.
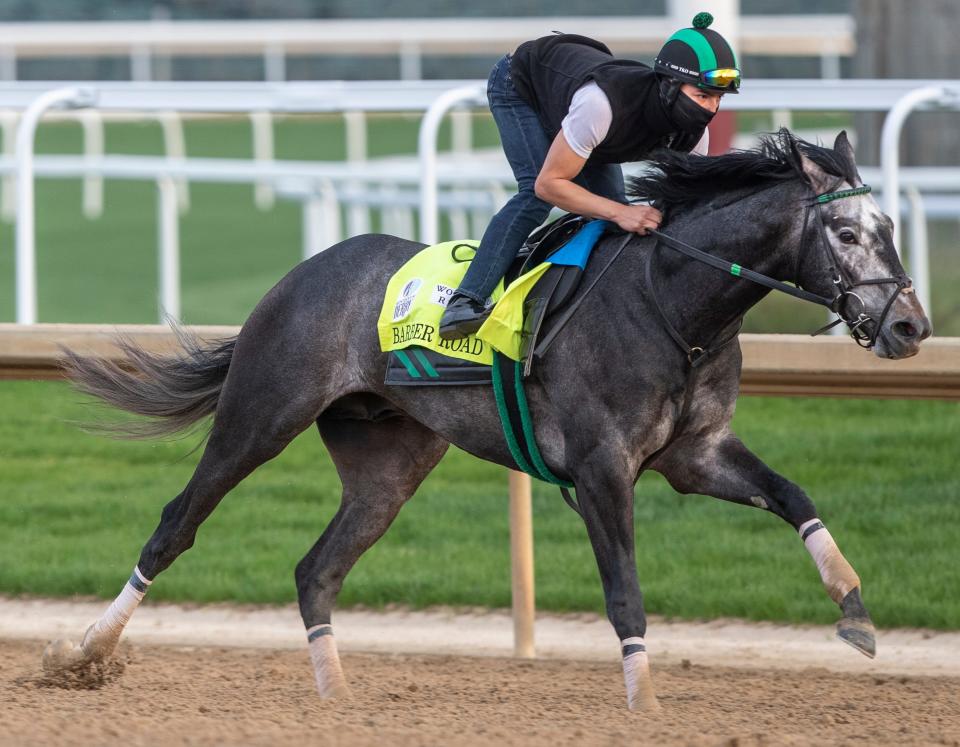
[645,180,913,365]
[800,182,912,348]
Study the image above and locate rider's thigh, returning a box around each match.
[487,61,552,192]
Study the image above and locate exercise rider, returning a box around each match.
[438,12,741,340]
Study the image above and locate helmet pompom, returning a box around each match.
[692,12,713,29]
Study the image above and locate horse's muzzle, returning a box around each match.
[873,288,932,359]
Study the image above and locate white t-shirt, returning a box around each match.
[560,81,710,159]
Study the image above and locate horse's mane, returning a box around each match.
[627,128,858,207]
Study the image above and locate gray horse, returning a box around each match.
[49,130,930,710]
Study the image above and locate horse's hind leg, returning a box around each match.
[653,431,876,658]
[295,411,448,698]
[43,372,327,673]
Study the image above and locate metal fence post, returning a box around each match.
[344,110,371,236]
[80,109,104,220]
[417,84,485,245]
[250,110,275,211]
[905,187,930,315]
[15,86,96,324]
[880,86,957,244]
[157,176,180,321]
[159,110,189,213]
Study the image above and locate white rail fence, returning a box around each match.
[3,79,957,326]
[0,15,854,82]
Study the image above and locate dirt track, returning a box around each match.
[2,637,959,747]
[1,600,959,745]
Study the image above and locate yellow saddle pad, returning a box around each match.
[377,240,552,364]
[377,241,503,365]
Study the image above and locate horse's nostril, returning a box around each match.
[893,321,918,340]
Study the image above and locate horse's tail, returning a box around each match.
[61,325,236,440]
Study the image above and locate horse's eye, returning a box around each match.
[837,229,858,245]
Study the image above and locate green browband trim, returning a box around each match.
[730,263,742,277]
[816,185,872,204]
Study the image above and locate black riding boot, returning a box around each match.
[438,293,490,340]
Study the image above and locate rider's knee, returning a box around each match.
[515,187,553,218]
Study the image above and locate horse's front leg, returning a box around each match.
[573,462,661,711]
[653,431,875,658]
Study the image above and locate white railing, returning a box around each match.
[0,81,485,324]
[3,79,960,326]
[879,85,960,314]
[13,87,96,325]
[0,15,854,82]
[0,152,503,322]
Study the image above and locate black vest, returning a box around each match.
[510,34,684,164]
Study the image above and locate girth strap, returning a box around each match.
[491,352,583,515]
[492,352,574,489]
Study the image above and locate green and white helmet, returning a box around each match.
[654,12,741,93]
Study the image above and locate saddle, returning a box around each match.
[507,213,591,365]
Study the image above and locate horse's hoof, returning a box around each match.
[836,617,876,659]
[837,588,876,659]
[627,693,663,713]
[41,639,89,672]
[316,681,352,700]
[79,623,120,662]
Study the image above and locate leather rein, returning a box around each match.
[645,182,912,367]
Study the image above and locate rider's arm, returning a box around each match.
[534,131,661,234]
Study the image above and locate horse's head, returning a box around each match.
[790,131,931,359]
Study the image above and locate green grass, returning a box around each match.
[0,380,957,629]
[0,116,957,629]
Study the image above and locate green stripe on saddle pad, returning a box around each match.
[385,346,492,386]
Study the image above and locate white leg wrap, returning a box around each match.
[621,637,660,711]
[81,567,151,660]
[307,625,349,699]
[799,519,860,604]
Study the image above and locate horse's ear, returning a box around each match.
[834,130,854,160]
[795,146,834,193]
[783,130,834,193]
[833,130,863,186]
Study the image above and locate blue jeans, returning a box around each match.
[457,54,626,303]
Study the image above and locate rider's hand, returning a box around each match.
[612,204,662,235]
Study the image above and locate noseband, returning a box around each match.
[802,183,912,348]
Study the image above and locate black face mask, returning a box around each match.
[669,89,716,133]
[657,76,716,151]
